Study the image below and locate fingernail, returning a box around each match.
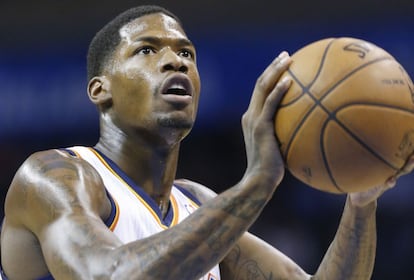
[280,51,289,57]
[281,76,292,85]
[280,56,291,66]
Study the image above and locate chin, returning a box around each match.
[157,117,194,130]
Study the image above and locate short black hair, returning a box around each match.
[86,5,182,81]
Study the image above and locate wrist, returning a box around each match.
[243,167,284,188]
[347,196,377,218]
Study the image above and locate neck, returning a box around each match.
[96,117,183,216]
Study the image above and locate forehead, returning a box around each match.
[119,13,188,44]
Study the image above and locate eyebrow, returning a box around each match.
[134,36,194,48]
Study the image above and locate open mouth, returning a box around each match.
[161,74,193,95]
[165,87,189,96]
[160,75,193,105]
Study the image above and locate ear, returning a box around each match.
[87,76,112,107]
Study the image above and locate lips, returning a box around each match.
[161,74,192,95]
[160,74,193,105]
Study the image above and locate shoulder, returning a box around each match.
[174,179,218,204]
[14,148,92,176]
[4,148,110,230]
[11,148,102,190]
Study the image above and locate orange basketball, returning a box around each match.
[275,37,414,193]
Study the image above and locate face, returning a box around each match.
[100,13,200,142]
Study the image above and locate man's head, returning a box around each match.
[87,5,182,81]
[87,5,200,145]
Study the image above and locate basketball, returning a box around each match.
[275,37,414,193]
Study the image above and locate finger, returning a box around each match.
[261,76,292,120]
[396,154,414,178]
[248,51,292,112]
[384,176,397,190]
[260,51,291,91]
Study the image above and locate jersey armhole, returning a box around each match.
[103,190,119,231]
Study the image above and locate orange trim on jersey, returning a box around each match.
[65,147,121,231]
[88,148,179,229]
[187,197,200,209]
[70,149,81,158]
[108,197,120,231]
[169,194,179,226]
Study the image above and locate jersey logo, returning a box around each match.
[184,203,197,214]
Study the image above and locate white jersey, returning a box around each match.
[68,146,221,280]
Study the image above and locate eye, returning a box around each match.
[179,49,194,59]
[135,46,156,55]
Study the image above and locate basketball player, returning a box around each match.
[1,5,412,280]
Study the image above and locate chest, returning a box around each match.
[103,174,199,243]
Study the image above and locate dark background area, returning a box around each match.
[1,0,413,278]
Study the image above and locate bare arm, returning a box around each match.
[312,196,377,280]
[3,52,293,280]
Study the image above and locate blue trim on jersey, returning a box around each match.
[1,265,54,280]
[173,184,202,206]
[61,147,117,228]
[103,190,117,228]
[0,192,117,280]
[36,274,54,280]
[0,268,8,280]
[59,148,77,157]
[0,151,116,280]
[93,148,176,227]
[0,218,6,279]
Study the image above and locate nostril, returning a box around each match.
[163,64,175,71]
[178,65,188,73]
[162,63,188,73]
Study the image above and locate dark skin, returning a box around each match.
[2,12,413,280]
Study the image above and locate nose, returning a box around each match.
[160,48,188,73]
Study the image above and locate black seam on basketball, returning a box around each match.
[285,57,393,157]
[320,116,346,193]
[335,101,414,113]
[331,102,414,170]
[282,39,336,159]
[301,57,395,191]
[278,68,303,107]
[314,58,399,175]
[284,51,396,191]
[279,38,336,108]
[318,104,406,193]
[317,57,394,102]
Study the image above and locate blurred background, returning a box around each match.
[1,0,413,278]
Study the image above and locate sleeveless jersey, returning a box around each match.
[1,146,221,280]
[69,146,221,280]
